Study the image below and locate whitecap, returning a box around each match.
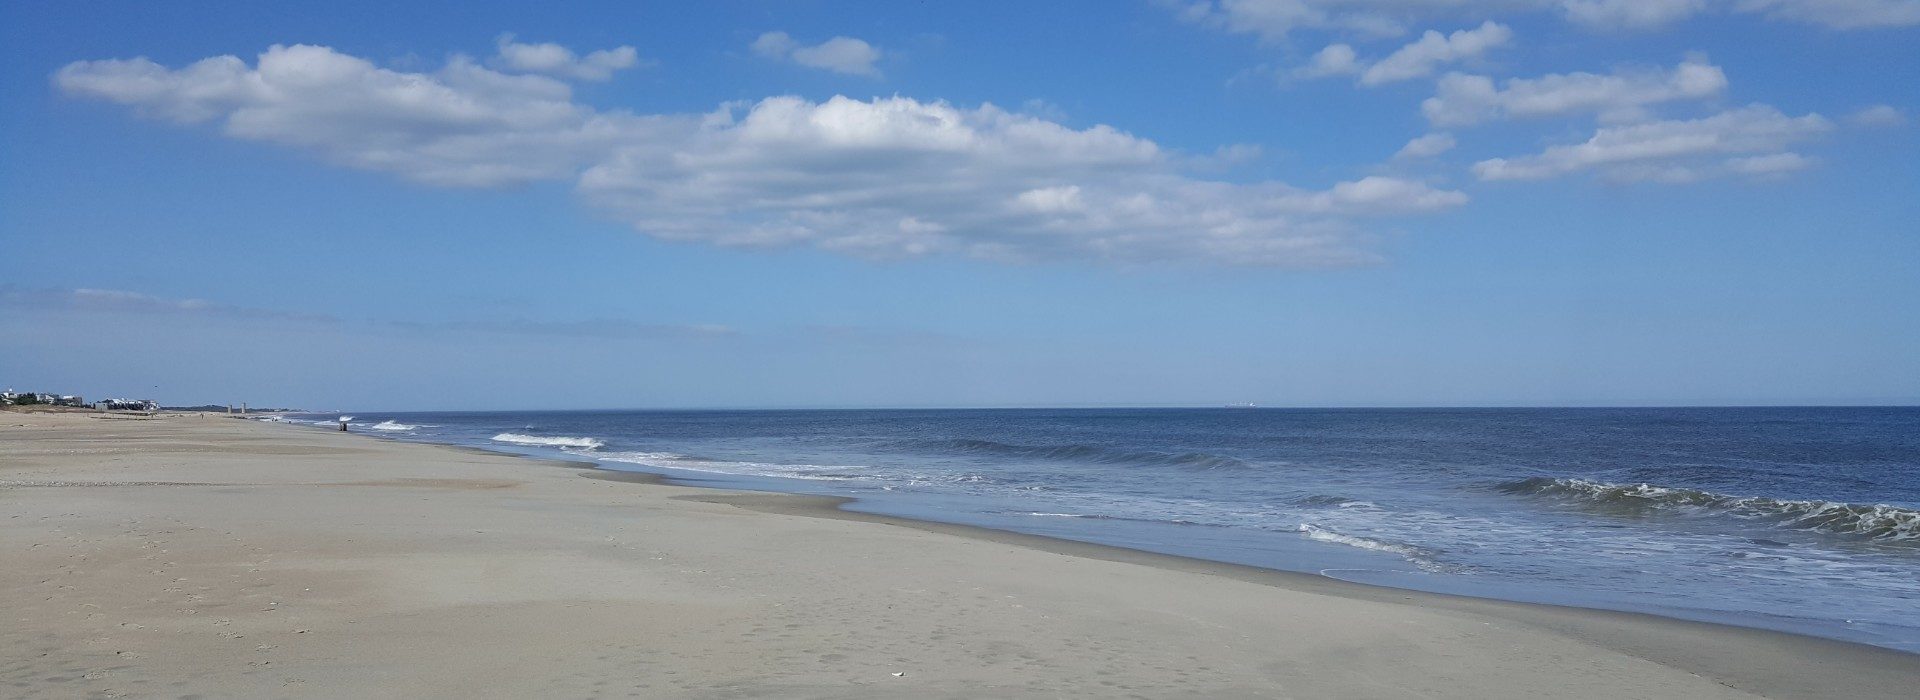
[1296,523,1450,572]
[490,433,605,450]
[595,451,872,481]
[1498,477,1920,542]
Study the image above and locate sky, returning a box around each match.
[1,0,1916,410]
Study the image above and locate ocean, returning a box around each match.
[271,407,1920,652]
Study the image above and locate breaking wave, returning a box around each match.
[1009,511,1216,527]
[1297,524,1424,556]
[1498,477,1920,542]
[491,433,605,450]
[1294,495,1379,509]
[1295,524,1446,571]
[367,420,420,431]
[594,451,872,481]
[912,438,1252,470]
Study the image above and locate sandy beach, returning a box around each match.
[3,410,1916,699]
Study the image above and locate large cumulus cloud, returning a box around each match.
[57,44,1467,266]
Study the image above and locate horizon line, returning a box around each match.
[289,402,1920,414]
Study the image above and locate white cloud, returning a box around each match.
[1471,104,1830,181]
[1013,185,1089,214]
[1422,55,1727,126]
[55,44,670,187]
[492,34,644,81]
[1175,0,1918,36]
[751,31,883,77]
[1299,175,1472,211]
[58,43,1467,267]
[1735,0,1920,29]
[1294,22,1512,85]
[750,31,800,59]
[1295,43,1360,78]
[1560,0,1708,29]
[1848,104,1908,127]
[1724,152,1813,175]
[1361,21,1513,85]
[1394,132,1458,158]
[578,95,1466,264]
[1178,0,1527,39]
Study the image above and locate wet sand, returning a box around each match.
[4,410,1916,698]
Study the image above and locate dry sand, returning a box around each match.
[3,410,1916,698]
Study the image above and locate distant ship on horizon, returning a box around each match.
[1224,402,1258,408]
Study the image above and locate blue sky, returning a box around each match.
[2,1,1916,409]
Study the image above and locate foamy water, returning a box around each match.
[490,433,605,450]
[1500,477,1920,541]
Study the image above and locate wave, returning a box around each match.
[594,451,872,481]
[1296,524,1425,557]
[1498,477,1920,543]
[1295,524,1447,572]
[1008,511,1216,527]
[490,433,605,450]
[367,420,420,431]
[1294,494,1378,509]
[911,438,1252,470]
[267,416,345,427]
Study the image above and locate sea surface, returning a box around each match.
[270,407,1920,652]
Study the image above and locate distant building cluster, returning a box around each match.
[1,390,87,407]
[2,389,155,411]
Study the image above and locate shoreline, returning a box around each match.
[387,420,1920,655]
[595,469,1917,655]
[6,410,1917,697]
[598,475,1920,682]
[184,417,1920,665]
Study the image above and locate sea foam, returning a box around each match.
[1498,477,1920,542]
[490,433,605,450]
[916,438,1253,470]
[1293,523,1458,573]
[594,451,872,481]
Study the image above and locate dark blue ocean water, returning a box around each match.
[274,407,1920,652]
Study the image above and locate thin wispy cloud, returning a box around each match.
[0,286,339,323]
[3,286,735,340]
[1297,21,1513,85]
[1182,2,1862,195]
[1849,104,1908,127]
[1472,104,1832,182]
[389,318,737,340]
[1175,0,1920,38]
[1421,55,1729,126]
